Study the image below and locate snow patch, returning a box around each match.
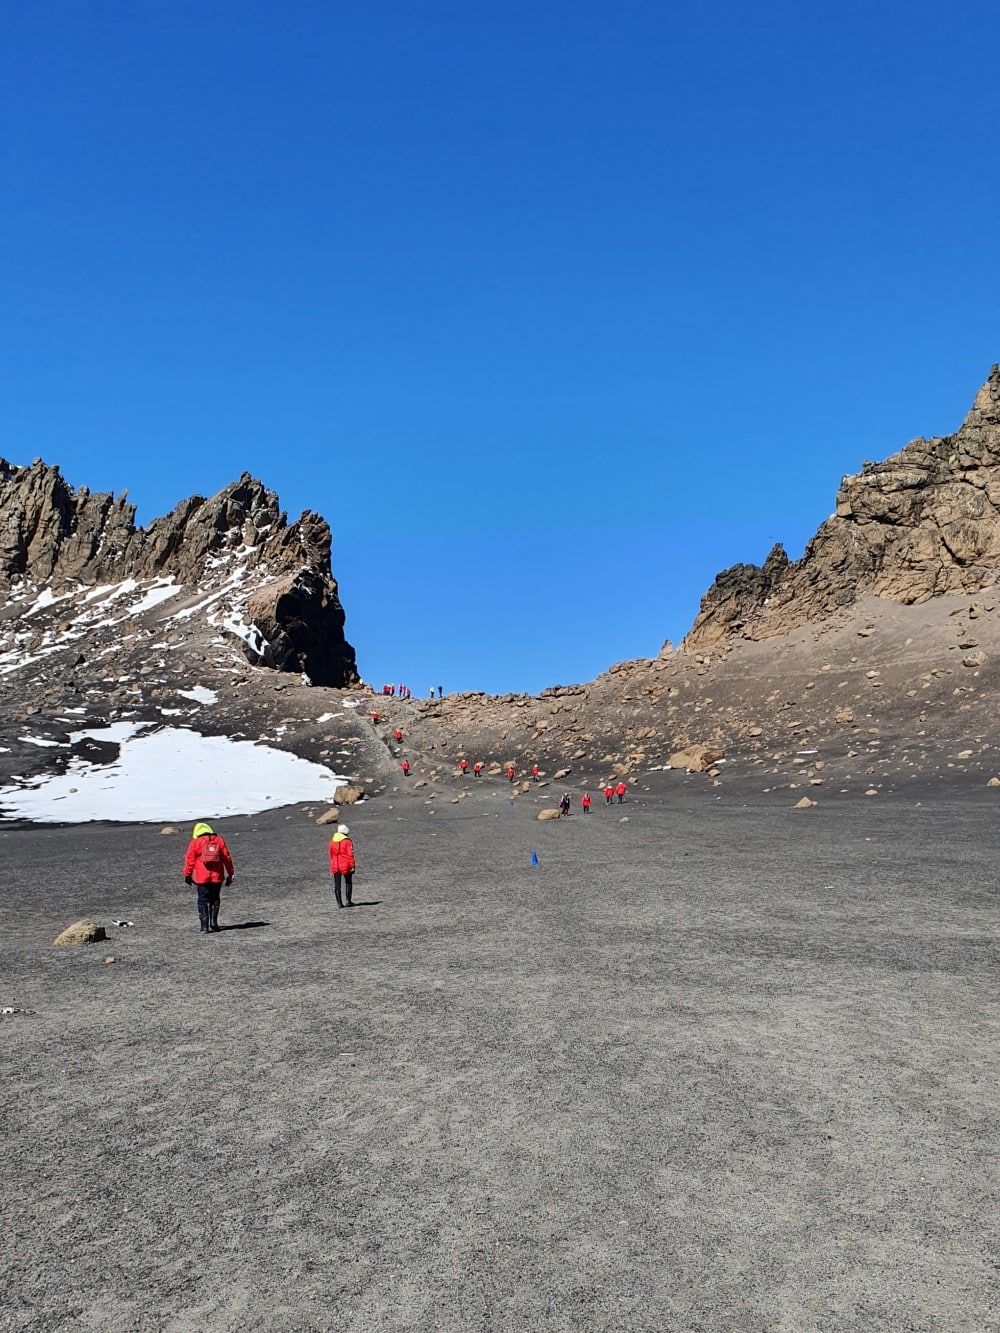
[178,687,218,706]
[0,725,349,823]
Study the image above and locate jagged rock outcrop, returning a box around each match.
[0,460,358,686]
[685,366,1000,649]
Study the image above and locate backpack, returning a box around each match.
[200,836,223,870]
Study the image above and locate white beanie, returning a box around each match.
[337,824,350,835]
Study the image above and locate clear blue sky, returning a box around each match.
[2,1,998,693]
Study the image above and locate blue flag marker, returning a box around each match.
[531,851,539,866]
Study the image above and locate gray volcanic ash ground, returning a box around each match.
[3,785,998,1331]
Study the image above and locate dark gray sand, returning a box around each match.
[3,781,999,1332]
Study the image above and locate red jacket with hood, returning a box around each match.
[329,832,356,875]
[183,824,235,885]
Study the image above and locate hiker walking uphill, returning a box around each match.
[329,824,357,908]
[183,822,235,933]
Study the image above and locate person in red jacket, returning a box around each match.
[183,821,235,933]
[531,764,539,782]
[328,824,357,908]
[459,758,468,775]
[604,784,614,805]
[581,793,592,813]
[401,758,410,776]
[393,728,403,743]
[507,766,516,783]
[473,762,482,778]
[616,782,627,804]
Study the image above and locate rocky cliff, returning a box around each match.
[684,366,1000,649]
[0,460,358,686]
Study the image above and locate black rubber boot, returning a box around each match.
[209,904,221,932]
[333,888,344,908]
[198,906,209,933]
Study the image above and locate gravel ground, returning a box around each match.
[3,779,999,1332]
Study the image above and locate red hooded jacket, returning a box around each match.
[329,833,356,875]
[183,827,235,886]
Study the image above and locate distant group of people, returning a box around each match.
[558,786,623,816]
[378,683,412,698]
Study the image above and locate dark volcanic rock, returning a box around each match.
[0,461,358,687]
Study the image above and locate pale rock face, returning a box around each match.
[684,366,1000,648]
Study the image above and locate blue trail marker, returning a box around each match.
[531,851,539,866]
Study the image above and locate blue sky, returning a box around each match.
[2,1,998,694]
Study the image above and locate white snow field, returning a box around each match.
[0,724,349,823]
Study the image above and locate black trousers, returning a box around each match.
[196,885,221,908]
[333,872,354,905]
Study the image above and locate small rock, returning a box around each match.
[988,777,1000,787]
[794,797,816,809]
[103,956,116,965]
[315,807,341,826]
[957,750,973,760]
[537,808,561,821]
[160,826,179,835]
[618,816,629,823]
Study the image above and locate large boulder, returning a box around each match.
[668,745,725,773]
[53,919,106,947]
[333,784,364,805]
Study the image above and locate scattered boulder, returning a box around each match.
[537,808,561,821]
[160,826,179,835]
[333,784,364,805]
[794,797,817,809]
[53,919,107,947]
[988,777,1000,787]
[667,745,724,773]
[315,806,341,826]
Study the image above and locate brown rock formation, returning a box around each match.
[685,366,1000,649]
[0,461,358,686]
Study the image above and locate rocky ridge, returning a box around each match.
[0,460,358,686]
[685,365,1000,649]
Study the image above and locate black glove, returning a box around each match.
[225,875,233,887]
[184,875,193,886]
